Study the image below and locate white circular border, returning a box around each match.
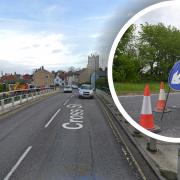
[108,0,180,143]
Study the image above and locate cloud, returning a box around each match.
[85,14,114,21]
[0,59,32,74]
[96,0,168,68]
[90,33,102,38]
[135,4,180,30]
[32,44,41,48]
[41,4,67,18]
[0,30,87,73]
[52,49,62,53]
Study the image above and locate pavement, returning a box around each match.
[118,93,180,179]
[0,90,142,180]
[119,93,180,137]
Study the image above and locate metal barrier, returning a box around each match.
[0,88,56,112]
[100,86,110,94]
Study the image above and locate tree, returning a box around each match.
[138,23,180,81]
[113,22,180,82]
[68,66,76,72]
[113,24,141,82]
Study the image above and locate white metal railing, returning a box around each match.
[0,88,56,112]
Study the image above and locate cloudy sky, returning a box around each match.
[136,2,180,28]
[0,0,168,74]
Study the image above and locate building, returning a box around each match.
[87,54,99,71]
[22,74,33,84]
[0,74,17,84]
[33,66,54,88]
[78,68,92,84]
[54,75,64,86]
[54,72,66,86]
[66,71,80,85]
[0,73,22,84]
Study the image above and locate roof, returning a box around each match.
[66,70,81,76]
[23,74,33,82]
[0,74,19,83]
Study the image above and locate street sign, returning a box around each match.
[168,60,180,91]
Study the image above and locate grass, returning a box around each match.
[114,82,169,95]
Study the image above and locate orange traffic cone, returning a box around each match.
[154,82,170,113]
[139,84,155,130]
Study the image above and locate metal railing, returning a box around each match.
[0,88,56,111]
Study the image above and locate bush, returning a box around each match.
[113,55,140,82]
[96,77,108,89]
[0,83,9,92]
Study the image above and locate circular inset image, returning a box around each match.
[108,0,180,143]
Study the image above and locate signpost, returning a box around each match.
[168,60,180,91]
[160,60,180,127]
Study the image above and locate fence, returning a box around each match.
[0,88,56,112]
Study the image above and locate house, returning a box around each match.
[66,71,80,85]
[54,75,64,86]
[0,73,21,84]
[33,66,54,88]
[54,72,66,86]
[0,74,16,84]
[91,70,107,88]
[22,74,33,84]
[78,68,92,84]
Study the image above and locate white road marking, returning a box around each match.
[44,108,61,128]
[4,146,32,180]
[62,103,84,130]
[63,99,70,106]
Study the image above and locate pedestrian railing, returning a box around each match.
[0,88,56,112]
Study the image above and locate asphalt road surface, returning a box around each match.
[0,91,142,180]
[119,92,180,137]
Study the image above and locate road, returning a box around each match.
[119,93,180,137]
[0,91,142,180]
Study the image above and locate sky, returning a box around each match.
[0,0,169,74]
[136,2,180,29]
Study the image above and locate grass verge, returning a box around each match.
[114,82,169,95]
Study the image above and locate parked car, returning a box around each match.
[78,84,94,98]
[72,85,78,89]
[64,85,72,93]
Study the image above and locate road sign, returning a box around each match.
[168,60,180,91]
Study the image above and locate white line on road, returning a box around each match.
[45,108,61,128]
[4,146,32,180]
[63,99,70,106]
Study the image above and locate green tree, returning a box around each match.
[96,77,108,89]
[113,25,141,82]
[113,22,180,82]
[138,23,180,81]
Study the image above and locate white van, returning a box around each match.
[78,84,94,98]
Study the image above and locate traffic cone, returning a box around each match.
[154,82,170,113]
[139,84,155,130]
